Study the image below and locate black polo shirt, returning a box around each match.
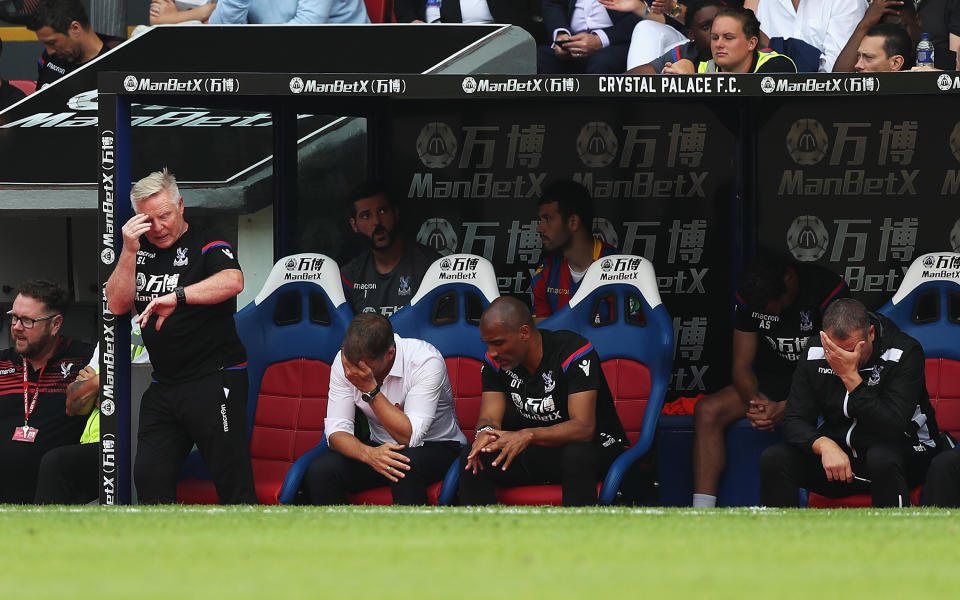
[481,329,627,448]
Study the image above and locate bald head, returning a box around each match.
[480,296,535,331]
[479,297,539,372]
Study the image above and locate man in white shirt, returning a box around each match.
[302,313,467,504]
[746,0,867,72]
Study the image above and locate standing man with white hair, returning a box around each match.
[106,168,256,504]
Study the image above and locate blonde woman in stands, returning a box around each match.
[663,5,796,72]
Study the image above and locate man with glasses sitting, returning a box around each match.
[0,280,93,503]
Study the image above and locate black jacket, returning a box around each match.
[782,313,940,458]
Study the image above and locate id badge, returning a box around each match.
[12,425,38,442]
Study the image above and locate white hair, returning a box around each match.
[130,168,180,211]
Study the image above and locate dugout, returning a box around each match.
[0,24,533,350]
[97,69,960,505]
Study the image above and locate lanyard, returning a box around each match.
[22,358,47,426]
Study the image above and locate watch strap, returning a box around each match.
[361,384,381,403]
[174,286,187,306]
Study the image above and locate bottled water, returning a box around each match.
[917,33,935,68]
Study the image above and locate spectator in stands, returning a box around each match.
[149,0,217,24]
[924,449,960,507]
[597,0,695,70]
[0,38,27,110]
[833,1,920,72]
[743,0,866,72]
[537,0,641,73]
[27,0,108,88]
[690,253,848,508]
[917,0,960,70]
[393,0,537,33]
[208,0,370,24]
[340,182,440,317]
[626,0,723,73]
[106,168,256,504]
[0,280,94,503]
[663,5,797,72]
[760,298,940,508]
[302,313,467,505]
[854,23,913,71]
[34,327,149,504]
[458,297,627,506]
[530,180,616,320]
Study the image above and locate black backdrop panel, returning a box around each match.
[756,97,960,310]
[391,99,741,394]
[0,26,502,185]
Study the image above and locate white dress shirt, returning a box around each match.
[555,0,614,48]
[756,0,867,72]
[324,335,467,448]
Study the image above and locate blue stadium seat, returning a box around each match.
[808,251,960,508]
[324,254,499,505]
[498,254,673,505]
[177,253,352,504]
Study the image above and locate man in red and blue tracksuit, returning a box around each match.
[530,180,617,320]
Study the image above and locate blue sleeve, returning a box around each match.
[209,0,251,24]
[289,0,334,23]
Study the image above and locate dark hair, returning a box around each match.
[16,279,71,314]
[28,0,89,33]
[865,23,913,69]
[822,298,871,339]
[346,181,392,218]
[539,180,593,232]
[737,254,792,309]
[685,0,726,29]
[715,6,760,40]
[342,313,395,363]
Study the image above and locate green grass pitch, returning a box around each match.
[2,506,957,599]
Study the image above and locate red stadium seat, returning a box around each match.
[807,252,960,508]
[503,254,673,505]
[177,253,353,504]
[363,0,393,23]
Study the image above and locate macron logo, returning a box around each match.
[579,359,590,376]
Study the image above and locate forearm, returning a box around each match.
[183,269,244,305]
[526,419,594,447]
[731,365,758,405]
[812,436,844,456]
[150,6,210,24]
[105,251,138,315]
[832,23,868,72]
[65,378,99,416]
[369,394,413,446]
[328,432,374,465]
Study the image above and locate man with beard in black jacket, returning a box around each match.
[760,298,940,508]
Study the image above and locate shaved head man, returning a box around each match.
[459,297,627,506]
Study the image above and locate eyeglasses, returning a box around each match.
[6,311,58,329]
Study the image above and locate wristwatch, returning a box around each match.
[174,286,187,306]
[475,424,496,436]
[361,384,380,404]
[670,1,683,18]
